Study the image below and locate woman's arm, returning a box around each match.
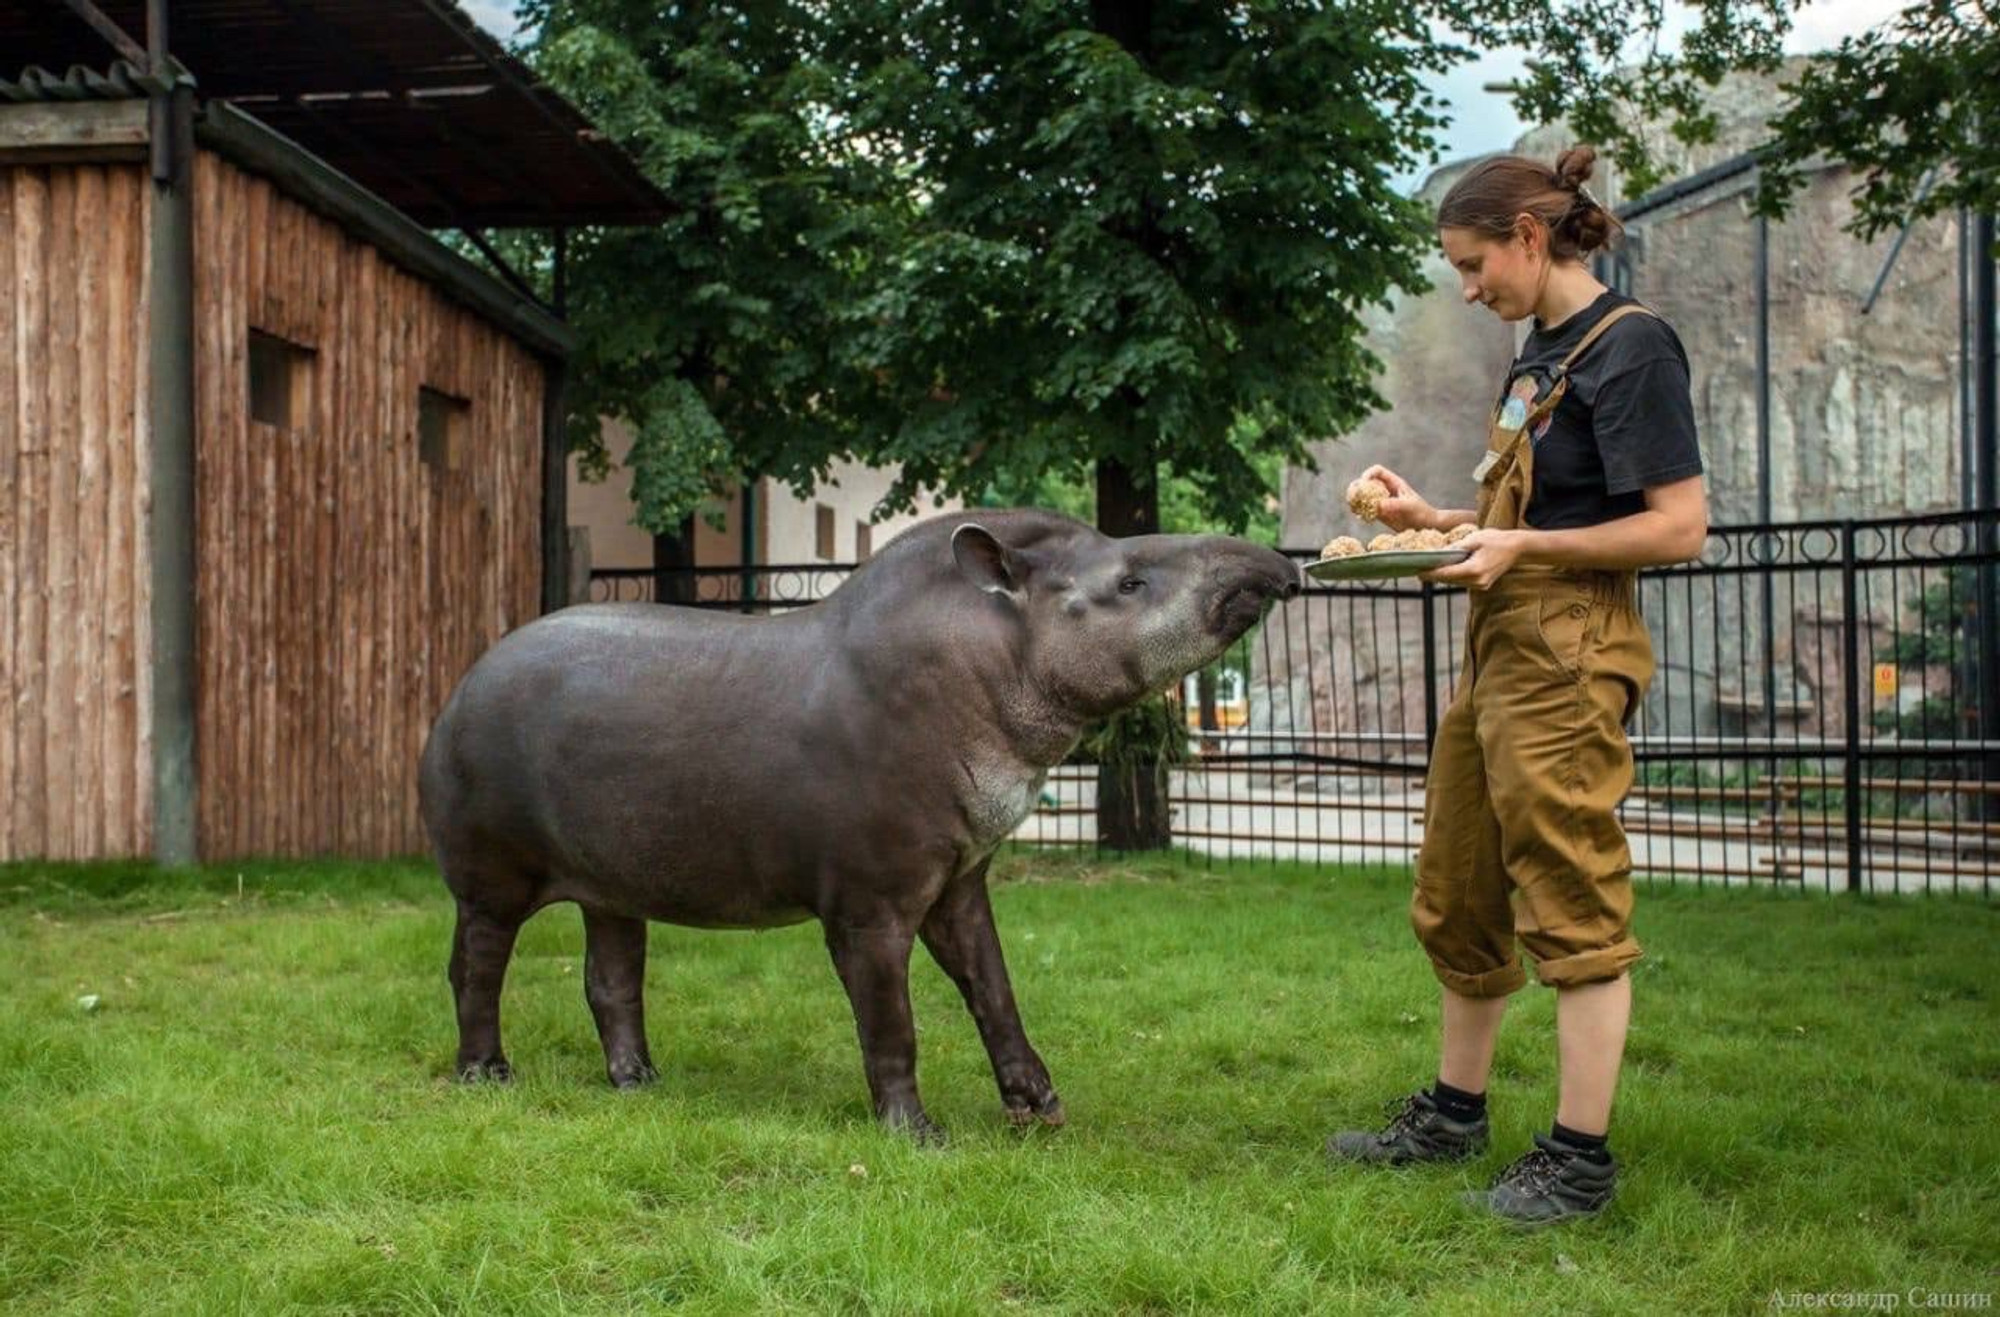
[1426,475,1707,589]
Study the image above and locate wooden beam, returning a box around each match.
[541,356,570,614]
[194,100,574,357]
[56,0,148,66]
[0,100,148,164]
[149,81,199,865]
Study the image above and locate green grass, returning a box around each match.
[1,851,1995,1314]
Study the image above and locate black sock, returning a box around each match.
[1551,1121,1612,1163]
[1429,1078,1486,1123]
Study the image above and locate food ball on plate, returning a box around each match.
[1367,532,1397,552]
[1446,523,1476,544]
[1320,535,1366,559]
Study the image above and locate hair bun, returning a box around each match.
[1554,145,1599,192]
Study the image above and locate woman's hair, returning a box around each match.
[1436,145,1624,260]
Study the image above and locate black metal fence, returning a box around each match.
[590,510,2000,897]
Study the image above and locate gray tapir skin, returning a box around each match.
[418,508,1300,1139]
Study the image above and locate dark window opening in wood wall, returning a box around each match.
[418,387,470,473]
[815,503,836,560]
[248,330,314,430]
[855,520,872,561]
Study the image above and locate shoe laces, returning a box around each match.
[1497,1145,1566,1196]
[1376,1092,1428,1142]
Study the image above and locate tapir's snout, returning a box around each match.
[1204,542,1302,639]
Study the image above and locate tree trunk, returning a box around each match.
[1097,760,1171,851]
[1095,454,1170,850]
[1196,667,1220,753]
[652,513,699,606]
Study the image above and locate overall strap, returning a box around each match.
[1554,303,1656,375]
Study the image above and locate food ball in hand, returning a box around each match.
[1345,477,1389,523]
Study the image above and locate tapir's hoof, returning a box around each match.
[456,1058,513,1084]
[1004,1095,1066,1129]
[886,1110,949,1147]
[609,1062,660,1091]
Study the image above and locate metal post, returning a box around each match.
[1964,205,1976,510]
[540,229,571,613]
[738,477,758,613]
[539,357,570,613]
[147,0,199,865]
[1756,207,1778,734]
[551,226,567,316]
[1975,214,1998,822]
[1840,521,1864,893]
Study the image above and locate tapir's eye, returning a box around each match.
[1118,577,1146,595]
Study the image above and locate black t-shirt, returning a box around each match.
[1503,290,1703,530]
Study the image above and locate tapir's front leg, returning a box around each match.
[823,915,942,1142]
[919,863,1065,1127]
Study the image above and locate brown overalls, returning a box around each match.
[1410,305,1658,997]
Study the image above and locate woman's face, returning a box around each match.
[1439,221,1543,322]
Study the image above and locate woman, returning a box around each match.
[1326,146,1707,1225]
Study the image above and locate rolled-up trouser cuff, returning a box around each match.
[1426,956,1529,999]
[1531,939,1644,989]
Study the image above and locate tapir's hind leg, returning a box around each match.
[448,893,529,1082]
[581,907,659,1089]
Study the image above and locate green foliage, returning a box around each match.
[1467,0,1996,242]
[1753,0,1998,239]
[980,427,1289,541]
[819,1,1447,527]
[515,1,1469,533]
[511,2,1989,539]
[1884,565,1976,672]
[1433,0,1793,199]
[516,1,891,533]
[1074,693,1191,770]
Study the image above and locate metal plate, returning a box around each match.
[1303,548,1471,581]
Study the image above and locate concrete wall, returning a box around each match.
[566,421,961,580]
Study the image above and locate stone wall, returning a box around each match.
[1268,67,1975,746]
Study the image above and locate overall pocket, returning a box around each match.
[1532,588,1596,681]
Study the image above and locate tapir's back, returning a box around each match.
[419,602,840,923]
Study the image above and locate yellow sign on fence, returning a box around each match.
[1873,663,1898,699]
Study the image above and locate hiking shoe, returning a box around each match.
[1464,1132,1618,1225]
[1327,1089,1490,1166]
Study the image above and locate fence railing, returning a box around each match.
[590,511,2000,897]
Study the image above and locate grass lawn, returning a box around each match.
[1,851,1995,1314]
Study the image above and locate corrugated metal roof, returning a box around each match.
[0,58,187,103]
[2,0,670,228]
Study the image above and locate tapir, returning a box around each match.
[418,508,1301,1139]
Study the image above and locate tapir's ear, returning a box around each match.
[951,523,1022,597]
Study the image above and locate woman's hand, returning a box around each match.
[1361,465,1438,533]
[1425,528,1528,590]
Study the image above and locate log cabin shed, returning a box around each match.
[0,0,671,864]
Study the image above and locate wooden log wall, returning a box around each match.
[0,163,152,862]
[191,149,546,861]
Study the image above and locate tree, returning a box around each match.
[517,1,904,589]
[1458,0,1996,241]
[817,0,1451,537]
[1753,0,1997,239]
